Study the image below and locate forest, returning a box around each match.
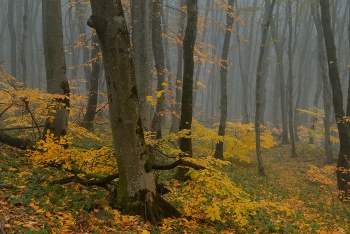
[0,0,349,233]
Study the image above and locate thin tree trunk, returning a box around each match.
[82,33,101,131]
[170,0,186,134]
[255,0,276,176]
[151,0,166,139]
[8,0,17,78]
[287,0,297,158]
[271,3,289,144]
[214,0,234,160]
[179,0,198,157]
[20,0,28,87]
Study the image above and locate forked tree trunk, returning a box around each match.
[255,0,276,176]
[42,0,70,140]
[88,0,181,223]
[320,0,350,199]
[214,0,234,160]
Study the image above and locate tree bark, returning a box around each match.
[271,2,289,144]
[170,0,186,134]
[87,0,181,223]
[82,33,101,131]
[214,0,234,160]
[255,0,276,176]
[20,0,28,87]
[179,0,198,157]
[131,0,152,130]
[151,0,166,139]
[320,0,350,199]
[8,0,17,78]
[287,0,297,158]
[42,0,70,140]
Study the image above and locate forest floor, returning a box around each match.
[0,142,349,233]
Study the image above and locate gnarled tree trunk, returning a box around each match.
[88,0,181,223]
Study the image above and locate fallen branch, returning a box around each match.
[52,173,119,188]
[0,183,18,189]
[0,133,28,150]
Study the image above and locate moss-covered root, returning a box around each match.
[124,191,181,224]
[146,193,182,224]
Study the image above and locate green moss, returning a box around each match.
[60,81,71,109]
[136,116,144,140]
[144,157,153,173]
[131,85,138,98]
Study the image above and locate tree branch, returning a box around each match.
[152,159,206,170]
[52,173,119,188]
[20,97,42,139]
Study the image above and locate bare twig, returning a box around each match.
[20,97,42,139]
[0,105,13,118]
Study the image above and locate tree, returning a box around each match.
[287,0,297,158]
[179,0,198,157]
[42,0,70,139]
[320,0,350,199]
[87,0,181,223]
[20,0,28,87]
[151,0,166,139]
[170,0,186,134]
[310,0,333,163]
[82,32,101,131]
[131,0,152,130]
[255,0,276,175]
[8,0,16,78]
[214,0,235,160]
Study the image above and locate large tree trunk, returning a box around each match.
[179,0,198,157]
[255,0,276,176]
[320,0,350,199]
[151,0,166,139]
[42,0,70,139]
[287,0,297,158]
[87,0,181,223]
[214,0,234,160]
[131,0,152,130]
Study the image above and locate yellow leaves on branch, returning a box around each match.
[27,132,116,176]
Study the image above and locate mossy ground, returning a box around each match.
[0,141,349,233]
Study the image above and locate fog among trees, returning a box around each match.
[0,0,350,232]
